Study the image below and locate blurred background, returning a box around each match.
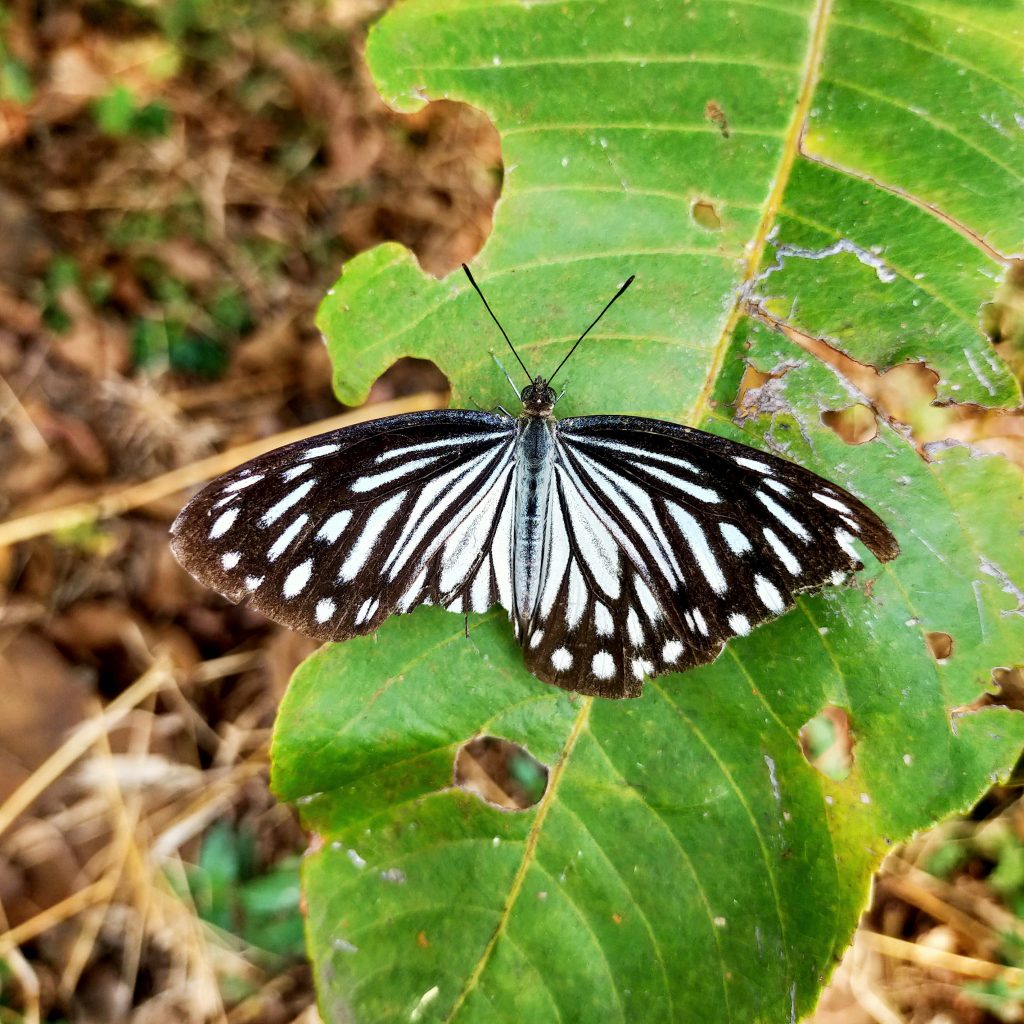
[0,2,1022,1022]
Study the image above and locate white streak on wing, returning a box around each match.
[214,495,237,509]
[551,648,573,671]
[400,567,428,611]
[224,475,263,493]
[764,478,791,496]
[634,576,661,620]
[594,603,613,636]
[210,508,239,539]
[261,479,316,527]
[835,528,859,562]
[666,503,727,594]
[626,608,644,646]
[375,432,507,463]
[283,559,313,598]
[221,551,240,570]
[637,462,722,502]
[754,574,785,612]
[354,597,375,625]
[304,443,340,458]
[283,462,312,481]
[566,434,701,475]
[490,466,515,612]
[538,487,571,617]
[592,650,615,679]
[841,515,860,533]
[756,491,811,541]
[729,613,751,636]
[763,528,801,575]
[317,510,353,543]
[692,608,709,636]
[384,445,512,579]
[440,467,510,593]
[566,561,586,630]
[530,630,544,649]
[663,640,683,663]
[447,596,464,613]
[470,565,491,613]
[350,455,439,493]
[684,611,696,631]
[813,492,852,515]
[719,523,752,554]
[268,514,309,561]
[315,598,336,623]
[568,448,684,585]
[557,467,622,600]
[339,491,406,581]
[735,456,773,473]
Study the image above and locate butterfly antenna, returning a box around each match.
[462,263,531,382]
[547,274,635,386]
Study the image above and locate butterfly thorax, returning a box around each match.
[513,411,557,627]
[520,376,557,418]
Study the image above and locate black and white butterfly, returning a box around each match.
[171,267,899,699]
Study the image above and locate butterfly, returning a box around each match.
[171,266,899,699]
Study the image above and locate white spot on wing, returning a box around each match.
[592,650,615,679]
[210,507,239,539]
[631,657,653,680]
[283,558,313,598]
[315,598,336,623]
[594,603,613,636]
[626,608,644,646]
[663,640,683,663]
[221,551,240,570]
[551,648,573,671]
[244,575,263,590]
[728,613,751,636]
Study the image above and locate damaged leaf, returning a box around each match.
[275,1,1024,1022]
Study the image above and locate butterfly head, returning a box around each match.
[520,376,557,417]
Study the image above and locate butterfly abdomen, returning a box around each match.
[512,416,557,628]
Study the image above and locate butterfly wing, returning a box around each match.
[170,410,518,640]
[521,415,899,698]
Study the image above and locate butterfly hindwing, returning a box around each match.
[170,410,517,640]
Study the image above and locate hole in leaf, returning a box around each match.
[704,99,730,137]
[926,630,954,661]
[821,403,878,445]
[454,736,548,811]
[799,706,853,781]
[691,199,722,231]
[951,668,1024,725]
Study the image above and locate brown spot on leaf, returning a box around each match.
[690,199,722,231]
[704,100,730,138]
[454,735,548,810]
[926,631,954,661]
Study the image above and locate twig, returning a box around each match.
[860,930,1024,984]
[0,391,448,549]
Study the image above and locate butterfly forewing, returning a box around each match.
[170,411,517,639]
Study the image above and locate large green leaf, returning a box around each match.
[275,1,1024,1020]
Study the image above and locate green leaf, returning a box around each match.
[274,0,1024,1020]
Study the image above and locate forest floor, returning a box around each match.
[1,2,1023,1022]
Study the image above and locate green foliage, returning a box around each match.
[92,84,170,138]
[180,821,305,960]
[273,0,1024,1020]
